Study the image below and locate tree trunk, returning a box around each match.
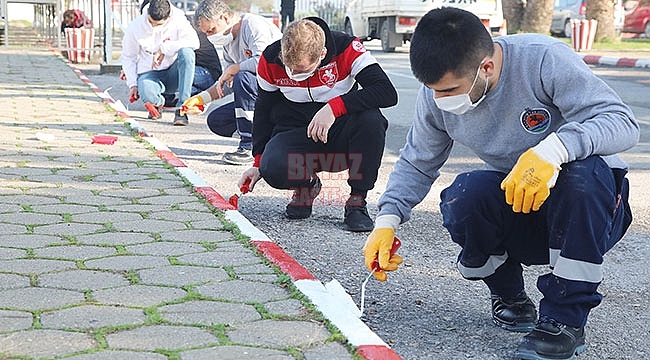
[521,0,554,34]
[586,0,618,41]
[502,0,526,33]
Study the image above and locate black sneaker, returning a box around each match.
[173,109,189,126]
[343,195,373,232]
[222,147,253,165]
[491,291,537,332]
[514,316,586,360]
[285,177,322,219]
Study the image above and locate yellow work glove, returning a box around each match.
[501,133,569,213]
[180,91,211,115]
[363,214,403,281]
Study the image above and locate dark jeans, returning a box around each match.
[439,156,632,328]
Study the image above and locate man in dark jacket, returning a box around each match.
[237,17,397,232]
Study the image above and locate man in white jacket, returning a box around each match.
[121,0,200,126]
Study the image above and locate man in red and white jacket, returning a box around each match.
[237,17,397,232]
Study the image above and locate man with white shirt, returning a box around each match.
[121,0,200,126]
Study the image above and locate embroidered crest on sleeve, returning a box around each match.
[352,40,366,53]
[519,108,551,134]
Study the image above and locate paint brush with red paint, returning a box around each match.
[228,178,251,209]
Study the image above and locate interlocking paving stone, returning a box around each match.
[239,274,280,282]
[32,222,105,236]
[0,273,30,289]
[137,195,201,205]
[177,250,263,267]
[0,212,61,225]
[102,204,173,213]
[105,325,219,351]
[304,342,355,360]
[0,287,85,310]
[65,350,168,360]
[0,234,68,248]
[39,269,129,290]
[159,300,261,326]
[0,223,27,234]
[126,179,187,189]
[0,310,33,332]
[99,188,162,198]
[85,255,170,271]
[0,329,96,358]
[34,245,117,260]
[191,218,230,229]
[0,194,61,205]
[0,258,77,274]
[64,195,133,206]
[112,219,188,232]
[264,299,307,317]
[159,229,233,242]
[149,210,218,222]
[72,211,144,223]
[30,204,99,215]
[178,346,293,360]
[137,265,229,287]
[227,319,331,348]
[93,285,187,307]
[77,232,155,245]
[40,305,146,330]
[125,241,206,256]
[195,280,290,303]
[0,247,26,259]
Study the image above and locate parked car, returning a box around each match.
[172,0,198,16]
[623,0,650,37]
[551,0,625,37]
[551,0,586,37]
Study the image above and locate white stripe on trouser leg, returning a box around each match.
[457,252,508,279]
[235,108,254,120]
[549,248,560,268]
[552,255,603,283]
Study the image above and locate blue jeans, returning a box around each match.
[192,65,216,96]
[206,71,257,150]
[137,48,195,106]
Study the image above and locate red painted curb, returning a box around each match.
[195,186,235,210]
[616,58,638,67]
[251,240,317,281]
[582,55,601,64]
[357,345,403,360]
[156,150,187,167]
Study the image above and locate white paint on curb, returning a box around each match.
[177,167,210,187]
[294,279,388,347]
[224,210,271,241]
[599,56,621,66]
[142,137,170,152]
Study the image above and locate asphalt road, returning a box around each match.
[82,42,650,360]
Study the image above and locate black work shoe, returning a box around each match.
[285,177,322,219]
[173,110,189,126]
[222,147,253,165]
[343,195,373,232]
[491,291,537,332]
[514,316,586,360]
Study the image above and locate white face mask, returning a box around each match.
[208,30,233,47]
[434,63,489,115]
[285,65,316,82]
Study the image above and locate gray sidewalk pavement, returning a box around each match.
[0,48,356,359]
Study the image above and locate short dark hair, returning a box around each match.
[148,0,171,21]
[410,7,494,85]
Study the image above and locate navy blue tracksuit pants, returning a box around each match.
[206,71,256,150]
[439,156,632,328]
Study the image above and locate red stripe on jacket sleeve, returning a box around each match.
[328,96,347,117]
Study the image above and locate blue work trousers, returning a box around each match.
[206,71,257,150]
[439,156,631,328]
[137,48,195,106]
